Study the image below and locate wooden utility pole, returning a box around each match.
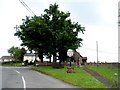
[96,41,99,67]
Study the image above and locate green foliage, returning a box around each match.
[2,61,22,66]
[8,46,26,61]
[14,3,85,62]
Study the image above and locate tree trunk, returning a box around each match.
[40,53,43,63]
[53,53,56,63]
[59,49,67,64]
[38,49,43,63]
[49,53,51,63]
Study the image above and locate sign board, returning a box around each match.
[67,49,73,57]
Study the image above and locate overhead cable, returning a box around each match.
[80,47,117,54]
[19,0,35,16]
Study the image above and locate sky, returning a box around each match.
[0,0,119,62]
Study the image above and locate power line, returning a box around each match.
[19,0,35,16]
[80,47,117,54]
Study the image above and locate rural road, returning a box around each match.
[1,66,79,89]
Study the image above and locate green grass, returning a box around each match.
[87,65,120,83]
[32,66,107,88]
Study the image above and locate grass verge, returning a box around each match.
[32,66,107,88]
[87,65,120,82]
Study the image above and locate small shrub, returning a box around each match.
[23,60,28,66]
[52,62,64,68]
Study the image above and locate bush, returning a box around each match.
[23,60,28,66]
[2,61,11,64]
[2,60,23,66]
[52,62,64,68]
[11,60,22,63]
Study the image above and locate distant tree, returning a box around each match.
[8,46,15,57]
[14,3,85,63]
[19,47,26,61]
[8,46,26,62]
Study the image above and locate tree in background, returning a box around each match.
[14,3,85,63]
[8,46,26,62]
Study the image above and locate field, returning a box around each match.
[32,66,107,88]
[87,65,120,84]
[87,66,120,82]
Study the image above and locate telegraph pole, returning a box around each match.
[96,41,99,67]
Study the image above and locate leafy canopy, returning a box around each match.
[14,3,85,62]
[8,46,26,61]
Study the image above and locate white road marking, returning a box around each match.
[15,70,20,74]
[22,76,26,90]
[15,70,26,89]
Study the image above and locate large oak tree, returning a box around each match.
[14,3,85,63]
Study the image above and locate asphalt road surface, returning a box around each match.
[1,66,79,89]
